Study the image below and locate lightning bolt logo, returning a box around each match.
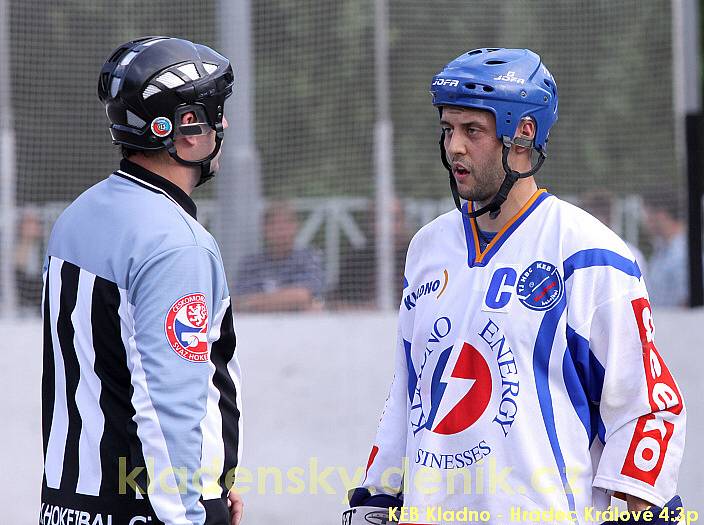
[428,342,492,435]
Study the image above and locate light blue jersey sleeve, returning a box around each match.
[126,244,228,524]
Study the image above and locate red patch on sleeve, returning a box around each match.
[621,298,682,485]
[165,293,209,363]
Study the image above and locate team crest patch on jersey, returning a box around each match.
[516,261,564,311]
[165,293,209,362]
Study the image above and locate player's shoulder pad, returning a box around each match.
[405,208,458,262]
[555,197,634,260]
[115,179,223,267]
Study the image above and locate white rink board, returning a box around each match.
[3,310,702,524]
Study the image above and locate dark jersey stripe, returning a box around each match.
[41,258,55,470]
[209,302,240,496]
[57,261,82,493]
[201,496,230,524]
[91,277,149,498]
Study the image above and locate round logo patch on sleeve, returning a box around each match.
[165,293,209,362]
[516,261,564,311]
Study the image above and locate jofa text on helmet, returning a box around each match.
[493,71,525,85]
[432,78,459,87]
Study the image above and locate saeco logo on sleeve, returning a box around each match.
[165,293,209,362]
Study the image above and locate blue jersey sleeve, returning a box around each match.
[127,244,233,524]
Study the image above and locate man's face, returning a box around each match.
[264,207,298,257]
[203,115,228,173]
[177,115,228,173]
[643,208,668,240]
[440,107,504,204]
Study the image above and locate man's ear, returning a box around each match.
[517,118,535,139]
[177,111,199,146]
[514,118,536,152]
[180,111,196,125]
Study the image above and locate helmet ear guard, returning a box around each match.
[173,105,214,137]
[160,103,226,186]
[431,48,557,219]
[161,120,226,187]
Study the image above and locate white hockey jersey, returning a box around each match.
[362,190,685,524]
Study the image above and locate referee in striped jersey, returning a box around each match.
[41,37,243,525]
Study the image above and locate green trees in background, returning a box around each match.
[9,0,676,203]
[10,0,217,202]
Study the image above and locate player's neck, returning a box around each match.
[128,154,199,196]
[475,177,539,232]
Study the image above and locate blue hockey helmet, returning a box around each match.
[430,48,558,152]
[430,48,558,219]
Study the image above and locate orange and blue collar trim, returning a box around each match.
[462,189,551,268]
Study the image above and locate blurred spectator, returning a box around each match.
[328,198,411,308]
[235,202,324,312]
[580,190,648,278]
[15,208,44,311]
[641,191,687,307]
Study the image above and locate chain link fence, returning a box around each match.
[0,0,684,314]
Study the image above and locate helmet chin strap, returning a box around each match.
[162,122,225,187]
[440,133,546,220]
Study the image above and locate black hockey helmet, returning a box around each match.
[98,36,234,186]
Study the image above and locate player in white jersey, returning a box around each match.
[342,49,686,525]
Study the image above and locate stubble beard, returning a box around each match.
[455,156,505,206]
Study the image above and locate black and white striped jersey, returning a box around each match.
[41,159,242,525]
